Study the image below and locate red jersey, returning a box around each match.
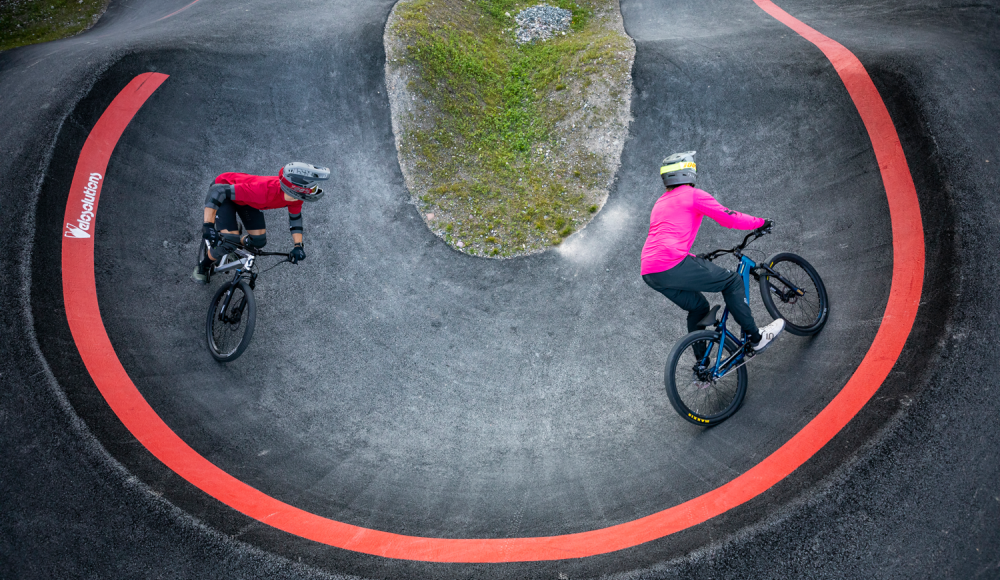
[214,172,304,215]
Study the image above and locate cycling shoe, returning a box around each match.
[191,265,208,284]
[750,318,785,354]
[191,258,214,284]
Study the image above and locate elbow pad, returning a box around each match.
[205,183,236,209]
[288,212,303,233]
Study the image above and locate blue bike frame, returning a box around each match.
[703,253,757,378]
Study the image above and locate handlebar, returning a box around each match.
[254,250,294,259]
[248,247,296,265]
[698,225,771,262]
[219,241,292,260]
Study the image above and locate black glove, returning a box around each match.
[761,218,774,232]
[290,244,306,264]
[202,222,219,245]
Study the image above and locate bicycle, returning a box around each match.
[201,239,294,362]
[664,227,829,426]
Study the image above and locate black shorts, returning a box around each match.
[215,199,266,232]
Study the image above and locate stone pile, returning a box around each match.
[514,4,572,44]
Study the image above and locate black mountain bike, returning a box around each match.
[201,240,293,362]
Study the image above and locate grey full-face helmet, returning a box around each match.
[279,161,331,202]
[660,151,697,188]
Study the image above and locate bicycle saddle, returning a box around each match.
[697,305,721,328]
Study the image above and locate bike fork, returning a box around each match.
[218,282,244,321]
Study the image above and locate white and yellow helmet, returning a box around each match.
[660,151,697,188]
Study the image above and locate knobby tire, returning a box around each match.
[665,330,748,426]
[206,279,256,362]
[758,252,829,336]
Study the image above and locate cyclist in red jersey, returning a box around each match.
[193,162,330,283]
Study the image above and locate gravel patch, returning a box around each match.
[514,4,573,44]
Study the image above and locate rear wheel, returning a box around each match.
[665,330,748,426]
[206,279,256,362]
[759,252,828,336]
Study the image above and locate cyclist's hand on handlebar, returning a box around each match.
[202,222,219,245]
[760,218,774,233]
[290,244,306,264]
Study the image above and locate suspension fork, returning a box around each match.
[218,273,248,322]
[754,263,805,300]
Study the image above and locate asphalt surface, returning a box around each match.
[1,0,998,578]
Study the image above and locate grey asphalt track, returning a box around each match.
[1,0,998,578]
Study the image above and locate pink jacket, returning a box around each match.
[640,185,764,275]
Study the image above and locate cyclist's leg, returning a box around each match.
[644,271,711,360]
[645,273,711,332]
[646,257,760,339]
[210,199,242,260]
[693,258,760,341]
[235,205,267,248]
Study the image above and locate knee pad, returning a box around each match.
[245,233,267,249]
[220,232,242,248]
[205,183,235,209]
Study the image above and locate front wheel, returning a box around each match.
[206,279,256,362]
[759,252,829,336]
[665,330,748,426]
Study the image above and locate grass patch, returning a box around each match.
[0,0,109,52]
[388,0,632,257]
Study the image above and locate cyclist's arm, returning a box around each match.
[693,190,764,230]
[288,208,303,245]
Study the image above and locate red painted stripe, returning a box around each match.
[61,1,924,561]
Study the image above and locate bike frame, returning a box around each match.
[700,240,807,381]
[703,253,757,379]
[213,248,255,275]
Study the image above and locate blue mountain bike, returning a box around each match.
[664,227,829,426]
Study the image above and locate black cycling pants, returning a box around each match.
[215,199,266,232]
[643,255,759,338]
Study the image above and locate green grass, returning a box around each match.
[391,0,631,257]
[0,0,109,52]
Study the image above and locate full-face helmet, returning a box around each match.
[279,162,330,202]
[660,151,697,188]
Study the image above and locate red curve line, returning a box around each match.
[60,0,923,563]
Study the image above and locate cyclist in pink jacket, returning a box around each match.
[641,151,784,352]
